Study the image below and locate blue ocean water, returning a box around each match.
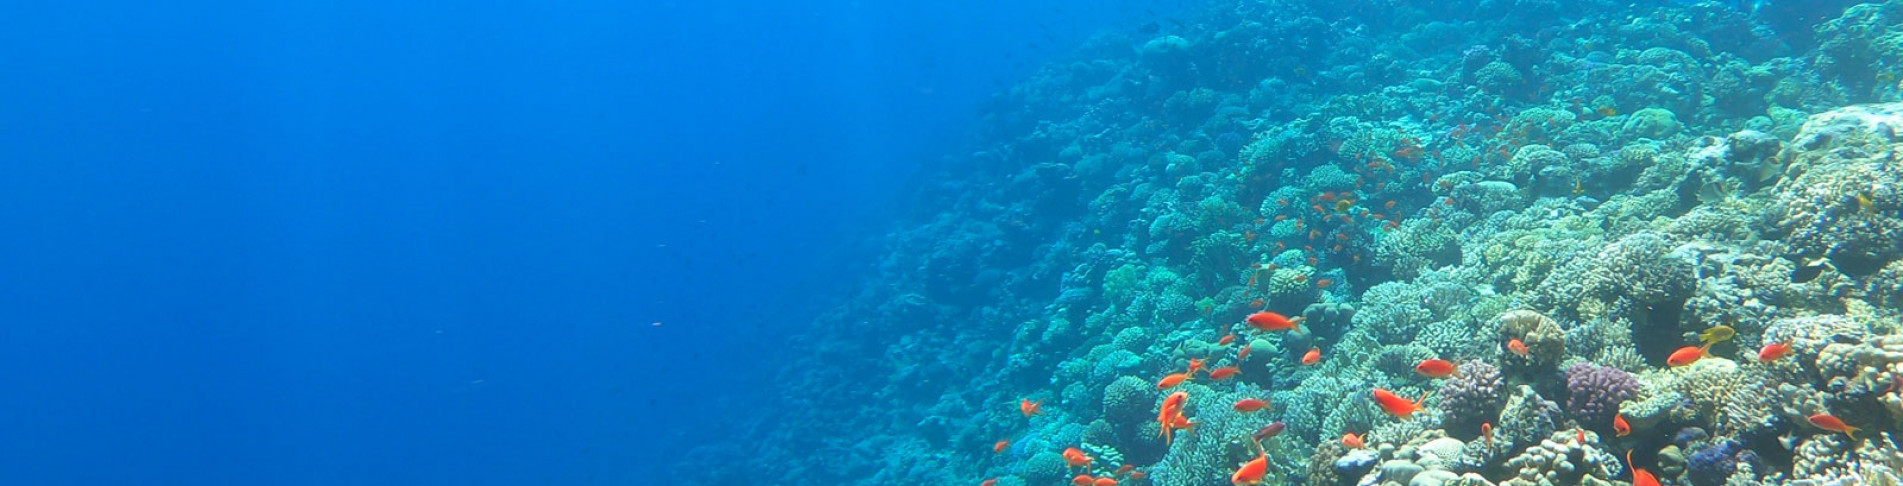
[0,1,1188,484]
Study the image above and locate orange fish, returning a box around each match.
[1020,399,1043,417]
[1062,447,1093,468]
[1159,391,1189,445]
[1759,341,1792,362]
[1372,388,1431,419]
[1507,338,1530,357]
[1667,343,1711,367]
[1246,311,1298,331]
[1342,431,1365,449]
[1614,415,1631,437]
[1238,344,1253,361]
[1187,358,1207,377]
[1481,422,1494,448]
[1302,348,1321,365]
[1414,359,1457,378]
[1233,398,1270,412]
[1114,464,1135,476]
[1129,471,1147,480]
[1210,366,1241,381]
[994,440,1010,453]
[1093,478,1118,486]
[1316,278,1334,288]
[1808,413,1861,439]
[1232,453,1269,485]
[982,479,998,486]
[1218,334,1236,346]
[1157,373,1190,389]
[1628,451,1660,486]
[1071,474,1094,486]
[1167,413,1199,439]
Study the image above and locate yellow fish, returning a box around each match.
[1700,325,1735,345]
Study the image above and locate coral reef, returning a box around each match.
[676,2,1903,486]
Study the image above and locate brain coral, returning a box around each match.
[1496,309,1567,367]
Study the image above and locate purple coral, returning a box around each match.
[1437,359,1505,435]
[1688,440,1761,486]
[1564,362,1639,430]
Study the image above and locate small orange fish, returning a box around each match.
[1759,341,1792,362]
[1507,338,1530,357]
[1168,414,1198,435]
[1302,348,1321,365]
[1414,359,1456,378]
[1233,398,1270,412]
[1316,278,1334,288]
[1372,388,1431,419]
[1157,373,1190,389]
[982,479,998,486]
[994,440,1010,453]
[1128,471,1147,480]
[1385,200,1397,210]
[1481,422,1493,448]
[1667,343,1712,367]
[1628,451,1660,486]
[1071,474,1094,486]
[1187,358,1207,377]
[1576,428,1587,444]
[1231,452,1269,485]
[1062,447,1093,468]
[1342,431,1365,449]
[1238,344,1252,361]
[1808,413,1861,439]
[1093,477,1118,486]
[1020,398,1043,417]
[1218,334,1236,346]
[1246,311,1299,331]
[1114,464,1135,476]
[1159,391,1189,445]
[1210,366,1241,381]
[1614,415,1631,437]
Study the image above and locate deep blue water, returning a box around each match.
[0,1,1185,484]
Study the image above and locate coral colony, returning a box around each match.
[681,1,1903,485]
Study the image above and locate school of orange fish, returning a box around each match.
[979,303,1858,485]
